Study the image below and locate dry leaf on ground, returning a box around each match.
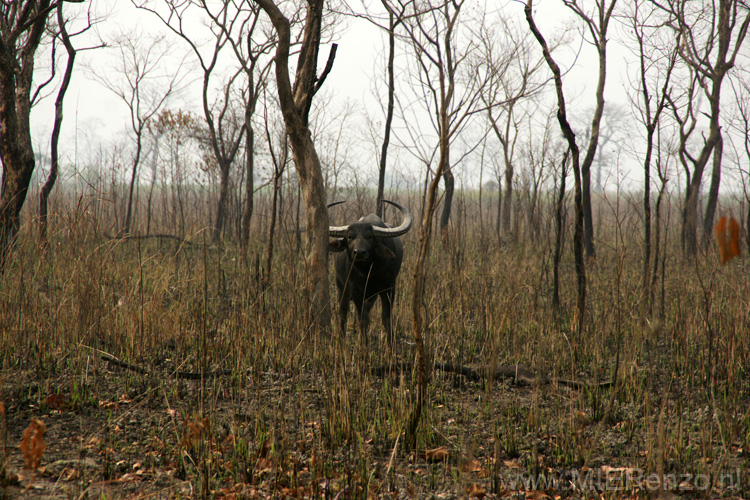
[467,482,486,498]
[20,418,46,470]
[424,446,449,462]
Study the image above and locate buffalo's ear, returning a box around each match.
[375,244,396,259]
[329,239,346,252]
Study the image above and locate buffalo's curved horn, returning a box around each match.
[327,201,350,237]
[372,200,412,238]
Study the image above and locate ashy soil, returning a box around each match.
[2,344,748,499]
[1,233,749,499]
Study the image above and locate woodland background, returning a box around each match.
[1,0,749,498]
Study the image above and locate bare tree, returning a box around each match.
[0,0,83,270]
[310,93,357,198]
[346,1,409,217]
[389,0,487,246]
[210,1,276,250]
[729,74,750,247]
[654,0,750,255]
[552,149,570,311]
[525,0,587,334]
[39,2,100,245]
[136,0,256,243]
[374,0,491,444]
[375,1,409,217]
[476,15,547,238]
[650,125,671,317]
[376,3,397,217]
[146,109,201,235]
[624,0,678,316]
[585,104,628,192]
[90,30,183,236]
[563,0,618,259]
[263,99,288,286]
[520,111,557,244]
[255,0,337,332]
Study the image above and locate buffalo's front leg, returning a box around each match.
[336,283,350,335]
[380,288,395,342]
[354,296,377,345]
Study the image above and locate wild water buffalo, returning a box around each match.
[328,200,412,343]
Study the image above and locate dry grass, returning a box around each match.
[0,190,748,498]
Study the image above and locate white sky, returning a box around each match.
[29,0,710,195]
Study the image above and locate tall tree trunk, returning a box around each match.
[487,103,517,238]
[477,140,487,238]
[241,123,255,250]
[681,180,701,256]
[245,90,256,252]
[256,0,336,332]
[579,54,603,260]
[672,0,749,256]
[552,150,569,312]
[502,162,512,234]
[0,155,33,269]
[296,152,330,330]
[123,139,144,236]
[526,0,586,334]
[265,162,282,286]
[642,131,653,316]
[376,7,397,218]
[439,167,454,246]
[0,0,51,270]
[581,160,594,258]
[565,0,618,260]
[408,135,448,452]
[264,125,286,285]
[295,182,302,254]
[495,177,502,243]
[702,134,723,247]
[651,172,667,316]
[634,5,676,317]
[146,135,160,235]
[680,124,719,255]
[40,2,76,245]
[438,110,453,246]
[213,163,231,242]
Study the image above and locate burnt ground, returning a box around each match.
[2,350,748,500]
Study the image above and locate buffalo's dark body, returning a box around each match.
[330,212,407,342]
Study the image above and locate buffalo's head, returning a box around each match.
[328,200,412,265]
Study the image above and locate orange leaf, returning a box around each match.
[46,394,70,411]
[19,419,46,470]
[467,483,486,498]
[462,458,486,475]
[526,491,552,500]
[118,472,141,482]
[715,216,741,264]
[180,415,210,448]
[63,467,81,481]
[86,436,102,449]
[424,446,449,462]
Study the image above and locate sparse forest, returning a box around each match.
[1,0,750,498]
